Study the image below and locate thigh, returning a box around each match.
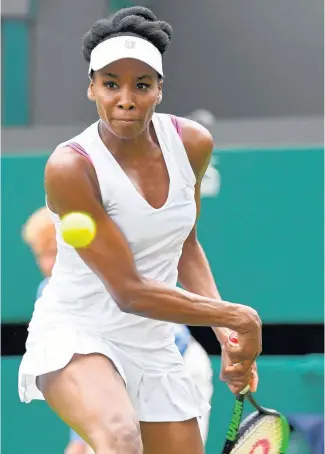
[37,353,141,452]
[140,418,204,454]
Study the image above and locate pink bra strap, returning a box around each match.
[67,142,93,165]
[170,115,183,140]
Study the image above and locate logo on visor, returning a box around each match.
[125,40,136,49]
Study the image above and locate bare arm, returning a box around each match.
[177,118,231,344]
[45,147,261,344]
[177,118,261,392]
[178,230,230,343]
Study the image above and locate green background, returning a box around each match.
[3,355,323,454]
[2,147,323,323]
[1,20,30,126]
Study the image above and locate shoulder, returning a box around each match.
[45,147,101,209]
[46,122,98,181]
[47,146,90,169]
[177,117,214,179]
[46,146,96,184]
[45,147,91,188]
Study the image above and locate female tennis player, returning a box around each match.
[22,207,214,453]
[19,7,261,454]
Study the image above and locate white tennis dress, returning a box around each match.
[18,113,211,422]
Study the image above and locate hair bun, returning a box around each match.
[82,6,172,63]
[111,6,158,25]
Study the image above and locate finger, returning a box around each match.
[228,384,241,394]
[227,379,249,389]
[227,331,261,361]
[223,372,252,389]
[224,362,251,374]
[223,364,255,385]
[223,346,256,367]
[223,367,252,388]
[250,368,259,392]
[222,369,252,383]
[220,369,246,382]
[228,382,250,395]
[228,369,257,394]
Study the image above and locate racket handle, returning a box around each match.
[239,384,250,395]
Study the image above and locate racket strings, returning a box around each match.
[231,415,284,453]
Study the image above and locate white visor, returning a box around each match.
[88,35,163,77]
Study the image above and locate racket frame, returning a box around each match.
[222,390,290,453]
[221,333,290,453]
[221,387,248,454]
[243,393,290,453]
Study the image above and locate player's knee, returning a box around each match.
[116,422,142,454]
[91,415,142,454]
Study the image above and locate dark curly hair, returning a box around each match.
[82,6,172,78]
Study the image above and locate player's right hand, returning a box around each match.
[220,352,258,394]
[221,307,262,389]
[220,340,260,394]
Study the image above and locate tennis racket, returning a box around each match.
[221,335,290,453]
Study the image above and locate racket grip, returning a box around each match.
[239,384,250,395]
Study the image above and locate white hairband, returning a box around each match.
[88,36,163,77]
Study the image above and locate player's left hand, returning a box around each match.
[220,346,259,394]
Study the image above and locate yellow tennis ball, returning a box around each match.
[60,212,96,248]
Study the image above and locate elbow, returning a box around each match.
[114,292,136,314]
[112,280,146,314]
[117,298,136,314]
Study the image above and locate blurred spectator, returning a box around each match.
[186,109,217,132]
[22,207,57,278]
